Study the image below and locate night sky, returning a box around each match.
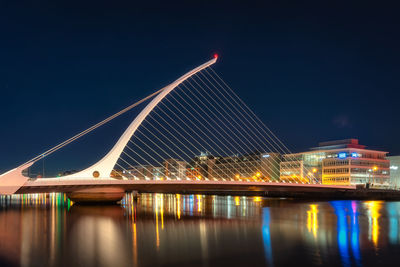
[1,1,400,174]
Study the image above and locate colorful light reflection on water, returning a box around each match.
[1,194,400,266]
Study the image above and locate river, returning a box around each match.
[1,193,400,267]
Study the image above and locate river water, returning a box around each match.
[1,193,400,267]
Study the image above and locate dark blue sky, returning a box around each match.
[1,0,400,174]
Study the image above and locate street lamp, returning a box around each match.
[367,166,378,188]
[367,169,372,186]
[372,166,378,186]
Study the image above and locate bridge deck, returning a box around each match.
[14,179,356,196]
[13,179,400,200]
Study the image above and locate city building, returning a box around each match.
[280,151,323,183]
[164,158,187,180]
[186,167,202,180]
[388,156,400,188]
[212,152,281,181]
[127,165,154,180]
[189,152,218,180]
[280,139,390,186]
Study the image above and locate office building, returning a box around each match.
[388,156,400,188]
[280,139,390,186]
[212,152,281,181]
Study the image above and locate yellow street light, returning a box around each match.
[312,168,317,173]
[256,172,261,177]
[373,166,378,171]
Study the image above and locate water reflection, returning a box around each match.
[1,194,400,266]
[307,204,319,238]
[331,201,351,267]
[364,201,382,248]
[262,208,273,266]
[387,202,400,245]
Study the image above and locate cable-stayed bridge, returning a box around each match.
[0,56,357,202]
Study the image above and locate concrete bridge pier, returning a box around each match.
[66,187,125,204]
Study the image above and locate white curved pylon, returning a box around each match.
[0,57,217,194]
[64,57,217,179]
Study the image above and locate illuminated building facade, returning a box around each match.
[189,152,217,180]
[280,151,324,183]
[388,156,400,188]
[152,166,164,180]
[212,152,281,181]
[320,139,389,186]
[163,158,187,180]
[280,139,390,186]
[186,167,202,180]
[127,165,154,180]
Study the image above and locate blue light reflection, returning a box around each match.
[262,207,273,267]
[331,201,361,267]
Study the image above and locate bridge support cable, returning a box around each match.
[23,89,163,168]
[186,78,285,183]
[158,89,269,180]
[150,110,220,157]
[208,68,293,154]
[116,108,222,180]
[118,106,238,180]
[181,79,282,181]
[191,71,301,183]
[201,70,309,183]
[133,129,214,181]
[139,114,236,180]
[116,158,145,178]
[115,69,294,183]
[1,56,314,190]
[205,68,314,183]
[120,137,181,180]
[125,143,173,179]
[175,83,280,181]
[162,87,273,180]
[126,127,212,180]
[192,72,298,183]
[118,157,149,179]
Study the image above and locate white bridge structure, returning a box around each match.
[0,56,355,201]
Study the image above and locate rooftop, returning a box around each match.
[311,139,366,151]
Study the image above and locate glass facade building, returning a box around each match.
[280,152,324,183]
[280,139,390,186]
[388,156,400,188]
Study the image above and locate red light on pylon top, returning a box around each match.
[213,53,219,59]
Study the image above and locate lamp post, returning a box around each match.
[367,168,372,188]
[367,166,378,188]
[372,166,378,186]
